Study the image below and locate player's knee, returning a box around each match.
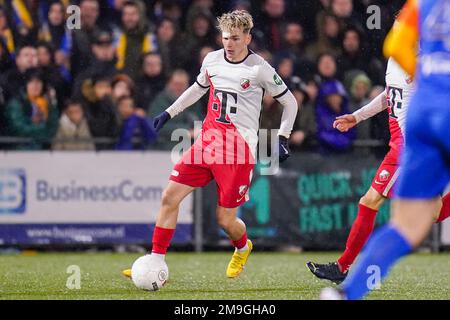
[160,189,180,211]
[216,213,231,230]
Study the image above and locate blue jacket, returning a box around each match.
[116,114,157,150]
[315,80,356,152]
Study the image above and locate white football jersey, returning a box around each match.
[195,49,288,159]
[385,58,416,149]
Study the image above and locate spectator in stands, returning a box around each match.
[348,72,372,140]
[181,9,217,68]
[111,73,135,104]
[260,94,282,154]
[52,99,95,151]
[4,68,59,150]
[5,0,39,48]
[38,1,71,79]
[36,41,69,111]
[289,76,317,152]
[254,0,286,52]
[306,12,341,60]
[81,73,120,149]
[337,26,384,85]
[149,69,202,148]
[135,52,166,110]
[276,55,295,89]
[72,29,118,99]
[0,45,38,102]
[114,0,157,81]
[316,53,338,83]
[71,0,101,78]
[115,95,157,150]
[330,0,364,30]
[0,6,15,57]
[315,79,355,153]
[156,17,182,74]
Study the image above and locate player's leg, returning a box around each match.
[337,187,385,271]
[307,187,385,283]
[216,205,253,278]
[151,181,196,255]
[212,163,254,278]
[123,145,212,278]
[308,151,398,283]
[331,102,450,300]
[122,181,195,278]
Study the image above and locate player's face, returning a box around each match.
[222,28,251,62]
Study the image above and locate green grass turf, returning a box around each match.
[0,251,449,300]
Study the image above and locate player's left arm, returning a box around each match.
[258,61,298,162]
[383,0,419,77]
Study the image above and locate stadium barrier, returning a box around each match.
[0,151,193,246]
[201,153,444,251]
[0,150,446,251]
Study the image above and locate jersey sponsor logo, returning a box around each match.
[240,78,250,90]
[171,170,179,177]
[273,74,283,85]
[211,89,238,124]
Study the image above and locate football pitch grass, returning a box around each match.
[1,251,449,300]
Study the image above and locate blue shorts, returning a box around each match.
[394,87,450,199]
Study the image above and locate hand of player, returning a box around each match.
[153,111,171,132]
[333,114,357,132]
[278,135,290,163]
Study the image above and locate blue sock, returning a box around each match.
[342,224,412,300]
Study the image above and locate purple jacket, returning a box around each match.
[315,80,356,152]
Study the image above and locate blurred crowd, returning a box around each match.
[0,0,404,153]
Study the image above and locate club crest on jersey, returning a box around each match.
[238,185,248,196]
[240,78,250,90]
[379,170,390,182]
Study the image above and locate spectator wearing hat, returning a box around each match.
[135,52,166,111]
[315,79,355,153]
[113,0,157,81]
[179,8,217,70]
[4,67,59,150]
[72,28,118,99]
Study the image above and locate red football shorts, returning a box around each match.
[371,147,401,198]
[169,144,254,208]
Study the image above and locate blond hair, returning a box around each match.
[217,10,254,34]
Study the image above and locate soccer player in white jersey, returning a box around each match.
[306,57,450,284]
[123,10,298,279]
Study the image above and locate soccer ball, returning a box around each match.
[131,254,169,291]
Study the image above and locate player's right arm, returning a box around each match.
[383,0,418,77]
[153,56,211,132]
[333,91,388,132]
